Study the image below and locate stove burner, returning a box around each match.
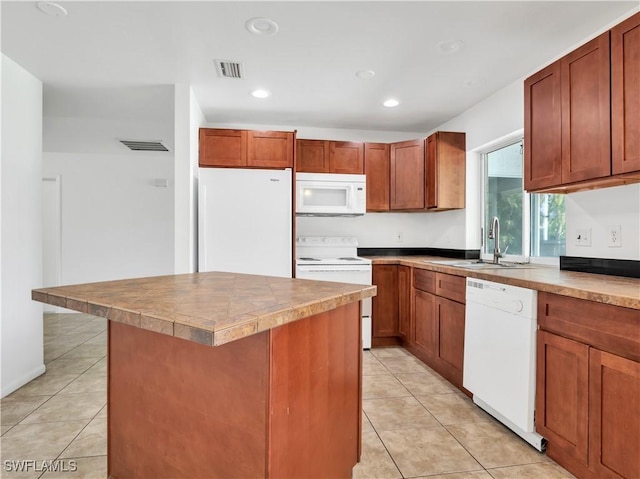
[298,257,321,261]
[338,257,360,261]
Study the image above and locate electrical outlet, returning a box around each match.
[575,228,591,247]
[607,225,622,247]
[395,232,403,243]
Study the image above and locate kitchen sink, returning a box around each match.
[424,259,535,270]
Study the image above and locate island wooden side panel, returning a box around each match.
[108,322,270,479]
[267,302,362,479]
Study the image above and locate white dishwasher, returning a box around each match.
[463,278,545,451]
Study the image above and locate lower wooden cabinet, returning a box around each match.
[371,265,399,343]
[397,266,411,342]
[589,349,640,479]
[410,269,466,392]
[536,292,640,479]
[536,331,589,466]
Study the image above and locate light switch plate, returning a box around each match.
[575,228,591,247]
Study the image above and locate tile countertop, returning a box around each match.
[368,256,640,310]
[32,272,377,347]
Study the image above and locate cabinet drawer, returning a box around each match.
[538,292,640,362]
[435,273,465,304]
[413,269,435,293]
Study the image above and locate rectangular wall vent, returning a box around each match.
[118,139,169,152]
[214,60,245,79]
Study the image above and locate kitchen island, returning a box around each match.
[32,272,376,479]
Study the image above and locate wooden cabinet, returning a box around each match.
[536,331,590,467]
[536,292,640,479]
[589,350,640,479]
[330,142,364,174]
[397,265,411,342]
[410,269,467,392]
[371,264,399,343]
[297,140,329,172]
[414,289,437,362]
[560,33,611,184]
[247,131,294,168]
[525,12,640,193]
[296,140,364,174]
[425,132,466,210]
[612,13,640,175]
[199,129,247,167]
[199,128,293,168]
[364,143,390,211]
[390,139,425,210]
[524,62,562,190]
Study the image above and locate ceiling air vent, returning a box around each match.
[214,59,245,79]
[118,139,169,152]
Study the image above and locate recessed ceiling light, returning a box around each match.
[37,1,67,17]
[245,17,279,36]
[356,70,375,79]
[436,40,464,55]
[250,89,271,99]
[383,99,399,108]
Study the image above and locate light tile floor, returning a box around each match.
[1,314,574,479]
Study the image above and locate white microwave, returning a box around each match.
[296,172,366,216]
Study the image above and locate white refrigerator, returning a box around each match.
[198,168,292,278]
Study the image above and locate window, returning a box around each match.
[482,139,565,262]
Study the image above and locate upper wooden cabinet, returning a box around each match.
[426,132,466,210]
[364,143,390,212]
[561,33,611,184]
[199,128,293,169]
[296,140,364,174]
[390,139,425,210]
[329,142,364,174]
[524,12,640,193]
[524,63,562,190]
[199,129,247,167]
[247,131,294,168]
[296,140,329,173]
[612,13,640,174]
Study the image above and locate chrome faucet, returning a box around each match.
[488,216,503,264]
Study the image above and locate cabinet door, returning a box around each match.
[390,139,425,210]
[589,349,640,479]
[524,62,562,191]
[436,297,465,386]
[611,12,640,175]
[329,142,364,174]
[371,265,398,338]
[561,32,611,184]
[247,131,293,168]
[397,266,411,342]
[364,143,390,211]
[413,289,437,363]
[296,140,329,172]
[536,331,589,466]
[199,129,247,167]
[426,132,466,210]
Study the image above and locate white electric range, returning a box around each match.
[295,236,372,349]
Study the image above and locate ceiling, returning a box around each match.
[2,1,637,133]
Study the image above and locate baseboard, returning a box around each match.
[1,363,46,398]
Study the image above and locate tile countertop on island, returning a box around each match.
[32,272,377,347]
[367,256,640,310]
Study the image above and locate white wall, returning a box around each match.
[1,54,45,397]
[175,85,205,273]
[43,152,175,285]
[566,184,640,260]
